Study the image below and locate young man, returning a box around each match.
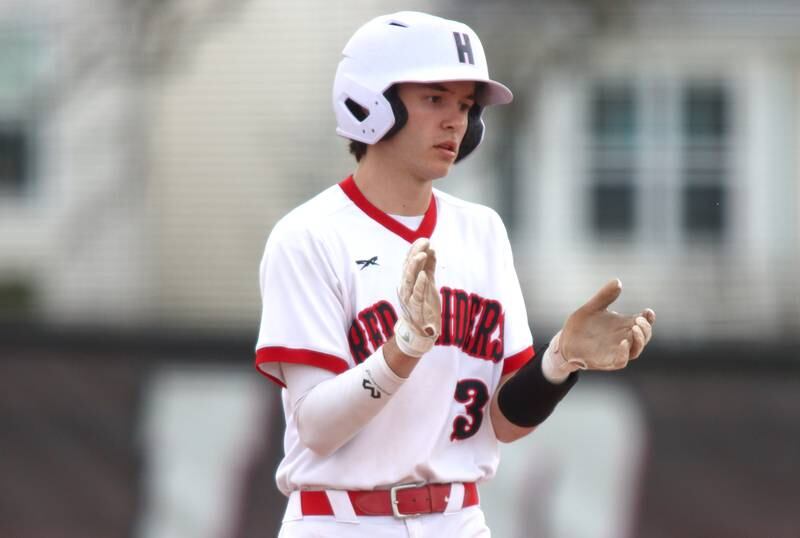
[255,11,655,537]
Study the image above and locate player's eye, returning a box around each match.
[459,102,472,112]
[426,95,442,104]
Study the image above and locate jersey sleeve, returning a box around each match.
[491,211,535,376]
[254,222,350,387]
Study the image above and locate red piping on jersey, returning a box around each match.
[255,346,349,388]
[502,346,534,376]
[338,175,437,243]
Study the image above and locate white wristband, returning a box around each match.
[541,331,583,384]
[394,318,436,357]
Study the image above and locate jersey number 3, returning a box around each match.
[450,379,489,441]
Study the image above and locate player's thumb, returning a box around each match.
[580,278,623,312]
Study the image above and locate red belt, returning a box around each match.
[300,482,479,518]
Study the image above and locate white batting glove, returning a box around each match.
[395,238,442,357]
[558,279,656,372]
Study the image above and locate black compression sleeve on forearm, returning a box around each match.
[497,344,579,427]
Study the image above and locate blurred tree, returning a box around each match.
[41,0,251,97]
[126,0,251,73]
[23,0,251,324]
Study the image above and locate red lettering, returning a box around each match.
[349,301,399,361]
[374,301,398,338]
[348,319,370,363]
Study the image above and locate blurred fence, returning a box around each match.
[2,1,800,536]
[1,323,798,538]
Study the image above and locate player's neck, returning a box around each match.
[352,156,434,216]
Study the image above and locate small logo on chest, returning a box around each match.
[356,256,379,270]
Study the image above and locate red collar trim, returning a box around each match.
[338,175,437,243]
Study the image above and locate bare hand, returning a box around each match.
[558,279,655,371]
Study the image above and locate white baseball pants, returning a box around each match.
[277,493,491,537]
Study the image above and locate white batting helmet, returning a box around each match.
[333,11,513,160]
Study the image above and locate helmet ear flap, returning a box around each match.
[380,85,408,141]
[455,105,484,162]
[360,85,484,161]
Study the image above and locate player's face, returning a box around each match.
[385,81,476,181]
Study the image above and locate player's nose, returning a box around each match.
[441,104,467,131]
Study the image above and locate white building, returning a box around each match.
[502,1,800,343]
[0,0,151,325]
[1,0,798,343]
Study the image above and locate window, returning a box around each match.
[587,79,732,243]
[0,26,38,197]
[682,84,729,237]
[0,122,28,195]
[589,84,637,235]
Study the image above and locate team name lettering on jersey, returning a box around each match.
[349,300,398,363]
[348,289,505,363]
[437,287,504,362]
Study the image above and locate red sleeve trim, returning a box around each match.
[254,346,350,388]
[502,346,535,376]
[339,175,437,243]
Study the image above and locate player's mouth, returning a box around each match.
[434,140,458,159]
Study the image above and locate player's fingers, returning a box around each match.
[412,271,437,336]
[413,251,428,274]
[426,261,440,303]
[424,247,437,276]
[427,274,442,312]
[615,338,631,368]
[629,324,645,359]
[402,238,429,277]
[402,238,421,270]
[636,316,652,345]
[404,271,425,331]
[400,252,427,303]
[411,269,428,306]
[643,308,656,324]
[407,251,427,281]
[407,237,430,260]
[580,279,622,313]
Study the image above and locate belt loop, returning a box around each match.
[443,483,465,514]
[325,489,359,524]
[283,491,303,522]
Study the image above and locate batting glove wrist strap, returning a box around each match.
[497,343,579,428]
[541,331,584,382]
[394,317,436,357]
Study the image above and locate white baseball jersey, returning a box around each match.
[255,176,535,496]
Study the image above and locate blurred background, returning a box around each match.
[1,0,798,536]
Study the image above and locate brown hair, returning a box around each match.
[349,140,368,162]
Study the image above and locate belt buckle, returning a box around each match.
[390,481,426,518]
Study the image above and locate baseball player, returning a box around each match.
[255,11,655,537]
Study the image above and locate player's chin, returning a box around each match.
[426,153,456,179]
[424,163,453,180]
